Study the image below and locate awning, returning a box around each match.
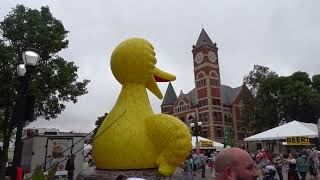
[192,136,224,150]
[244,120,318,142]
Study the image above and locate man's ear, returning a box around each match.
[223,166,233,179]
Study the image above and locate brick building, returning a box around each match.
[160,28,255,146]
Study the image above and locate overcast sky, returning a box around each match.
[1,0,320,133]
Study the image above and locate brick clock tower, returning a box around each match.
[161,28,254,145]
[192,29,224,141]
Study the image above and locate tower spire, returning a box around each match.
[194,28,215,49]
[161,82,177,106]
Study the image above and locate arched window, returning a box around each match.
[196,71,205,79]
[240,127,248,132]
[176,100,187,113]
[209,71,220,87]
[209,71,219,78]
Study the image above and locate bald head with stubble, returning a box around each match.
[215,148,258,180]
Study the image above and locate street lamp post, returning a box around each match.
[11,50,40,180]
[190,116,202,154]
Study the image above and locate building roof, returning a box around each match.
[221,85,242,105]
[161,82,177,106]
[170,85,241,107]
[23,128,88,140]
[194,28,216,49]
[176,88,198,106]
[188,85,241,106]
[24,132,88,138]
[186,88,197,106]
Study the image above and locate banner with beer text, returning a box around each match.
[199,140,213,149]
[286,136,310,145]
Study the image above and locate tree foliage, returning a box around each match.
[243,65,320,132]
[312,74,320,93]
[92,113,108,138]
[0,5,89,178]
[243,65,277,97]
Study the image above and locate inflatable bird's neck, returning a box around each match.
[116,83,154,114]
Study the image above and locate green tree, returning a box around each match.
[243,65,278,132]
[312,74,320,93]
[290,71,311,86]
[92,113,108,138]
[239,86,259,134]
[244,65,320,132]
[244,65,320,133]
[0,5,89,178]
[259,74,319,124]
[243,65,277,97]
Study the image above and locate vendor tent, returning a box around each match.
[191,136,224,150]
[244,120,318,142]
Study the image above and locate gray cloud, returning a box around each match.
[1,0,320,132]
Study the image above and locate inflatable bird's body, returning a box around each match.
[92,38,192,176]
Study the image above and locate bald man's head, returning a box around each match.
[215,148,242,173]
[215,148,258,180]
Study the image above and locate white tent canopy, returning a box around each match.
[244,120,318,142]
[191,136,224,150]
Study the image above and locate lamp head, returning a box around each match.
[22,50,40,66]
[17,64,26,77]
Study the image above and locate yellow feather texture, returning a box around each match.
[92,38,192,176]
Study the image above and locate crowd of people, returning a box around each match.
[184,151,208,178]
[251,148,320,180]
[178,147,320,180]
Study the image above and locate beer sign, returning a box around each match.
[286,136,310,145]
[200,140,213,149]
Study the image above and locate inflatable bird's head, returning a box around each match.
[110,38,175,99]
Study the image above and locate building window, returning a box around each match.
[215,126,223,137]
[196,71,205,79]
[175,101,187,113]
[196,79,206,88]
[202,128,208,138]
[199,99,208,107]
[224,113,232,122]
[240,127,247,132]
[212,98,221,106]
[213,112,222,121]
[210,79,219,87]
[209,71,219,78]
[176,106,187,113]
[199,112,209,122]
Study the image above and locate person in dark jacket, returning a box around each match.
[65,154,75,180]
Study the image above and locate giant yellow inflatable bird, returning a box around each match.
[92,38,192,176]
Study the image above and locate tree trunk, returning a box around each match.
[0,134,11,180]
[0,106,14,180]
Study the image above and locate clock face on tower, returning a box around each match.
[208,51,217,62]
[195,52,204,64]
